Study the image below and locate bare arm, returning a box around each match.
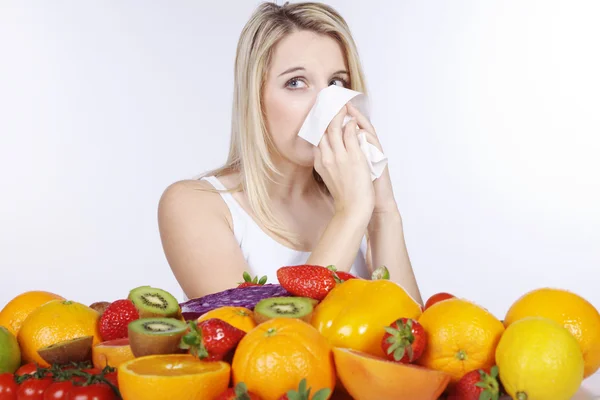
[306,104,376,274]
[305,210,371,273]
[368,209,423,305]
[158,180,249,299]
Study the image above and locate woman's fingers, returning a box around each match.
[347,102,375,133]
[326,105,349,154]
[347,103,384,152]
[318,129,334,167]
[343,118,362,158]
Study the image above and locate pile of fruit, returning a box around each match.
[0,264,599,400]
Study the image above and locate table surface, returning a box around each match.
[575,372,600,399]
[496,372,600,400]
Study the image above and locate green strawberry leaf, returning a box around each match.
[179,321,208,359]
[286,391,302,400]
[479,391,493,400]
[285,378,331,400]
[312,388,332,400]
[233,382,252,400]
[243,271,252,282]
[384,326,400,336]
[298,378,307,394]
[393,346,406,361]
[490,365,499,378]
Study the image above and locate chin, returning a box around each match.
[295,148,316,167]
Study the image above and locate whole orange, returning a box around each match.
[18,299,102,367]
[232,318,335,400]
[504,287,600,378]
[417,298,505,383]
[0,291,65,336]
[197,306,256,333]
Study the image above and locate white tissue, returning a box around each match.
[297,85,388,180]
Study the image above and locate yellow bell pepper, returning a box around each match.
[311,278,422,358]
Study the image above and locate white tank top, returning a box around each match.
[200,175,371,285]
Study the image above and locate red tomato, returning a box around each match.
[14,365,38,377]
[66,384,117,400]
[424,292,456,310]
[42,382,73,400]
[68,368,99,385]
[16,378,52,400]
[78,370,100,377]
[0,373,17,400]
[100,373,117,389]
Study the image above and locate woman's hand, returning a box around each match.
[346,102,398,215]
[314,104,374,221]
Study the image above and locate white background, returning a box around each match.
[1,1,598,320]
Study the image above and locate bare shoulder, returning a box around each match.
[157,175,249,297]
[158,178,230,225]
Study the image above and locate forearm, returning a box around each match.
[368,210,423,305]
[307,211,370,273]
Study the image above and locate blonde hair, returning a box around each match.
[198,1,370,246]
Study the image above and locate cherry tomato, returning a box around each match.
[0,373,17,400]
[16,378,52,400]
[67,384,117,400]
[100,373,117,389]
[78,371,100,377]
[14,365,38,377]
[424,292,456,310]
[42,382,73,400]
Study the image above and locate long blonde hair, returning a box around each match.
[198,1,370,246]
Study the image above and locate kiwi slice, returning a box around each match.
[254,297,315,324]
[128,286,180,318]
[89,301,111,315]
[37,336,93,365]
[128,318,187,357]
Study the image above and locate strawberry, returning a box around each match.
[277,265,337,300]
[424,292,455,310]
[215,382,262,400]
[277,378,331,400]
[98,299,140,341]
[237,272,268,288]
[381,318,427,363]
[448,366,500,400]
[180,319,246,361]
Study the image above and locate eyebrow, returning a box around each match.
[277,66,349,77]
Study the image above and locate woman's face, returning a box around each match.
[262,30,350,167]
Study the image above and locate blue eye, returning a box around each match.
[330,78,349,87]
[286,77,307,89]
[285,76,349,90]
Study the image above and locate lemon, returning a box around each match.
[496,316,584,400]
[504,287,600,377]
[0,326,21,373]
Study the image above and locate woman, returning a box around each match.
[158,1,422,304]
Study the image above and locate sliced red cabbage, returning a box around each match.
[179,284,291,320]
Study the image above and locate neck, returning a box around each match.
[266,153,322,201]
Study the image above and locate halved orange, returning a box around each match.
[333,347,451,400]
[92,338,135,369]
[18,300,101,367]
[118,354,231,400]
